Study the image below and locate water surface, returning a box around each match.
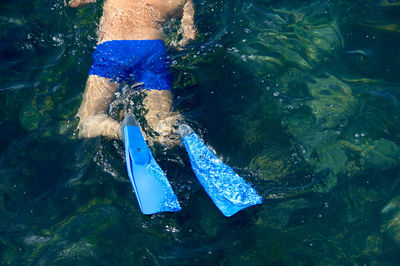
[1,0,400,264]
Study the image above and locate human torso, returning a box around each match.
[97,0,186,44]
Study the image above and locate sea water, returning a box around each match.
[1,0,400,264]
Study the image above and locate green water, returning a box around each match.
[1,0,400,264]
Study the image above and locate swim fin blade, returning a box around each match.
[121,115,181,215]
[179,125,263,217]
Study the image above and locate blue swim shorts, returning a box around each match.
[89,40,172,91]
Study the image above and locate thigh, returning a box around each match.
[143,89,173,116]
[77,75,119,122]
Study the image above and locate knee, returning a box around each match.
[76,114,121,140]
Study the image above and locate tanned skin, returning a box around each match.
[69,0,196,144]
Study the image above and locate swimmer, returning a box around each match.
[68,0,262,216]
[69,0,196,144]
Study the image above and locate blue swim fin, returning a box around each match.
[121,115,181,215]
[179,125,263,217]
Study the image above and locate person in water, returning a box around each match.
[69,0,196,144]
[69,0,263,216]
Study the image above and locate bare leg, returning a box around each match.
[142,89,181,146]
[76,75,121,139]
[76,75,180,144]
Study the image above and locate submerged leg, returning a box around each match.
[76,75,121,139]
[142,89,181,146]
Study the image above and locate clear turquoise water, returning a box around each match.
[1,0,400,264]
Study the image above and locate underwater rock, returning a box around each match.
[363,233,383,256]
[249,152,293,181]
[361,139,400,171]
[313,137,400,191]
[382,195,400,244]
[223,0,347,184]
[257,198,311,230]
[279,73,357,190]
[277,72,398,190]
[316,144,347,176]
[232,0,342,73]
[0,241,21,265]
[18,105,41,132]
[380,0,400,6]
[232,0,399,193]
[340,185,381,224]
[337,138,400,171]
[305,74,356,130]
[279,71,357,140]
